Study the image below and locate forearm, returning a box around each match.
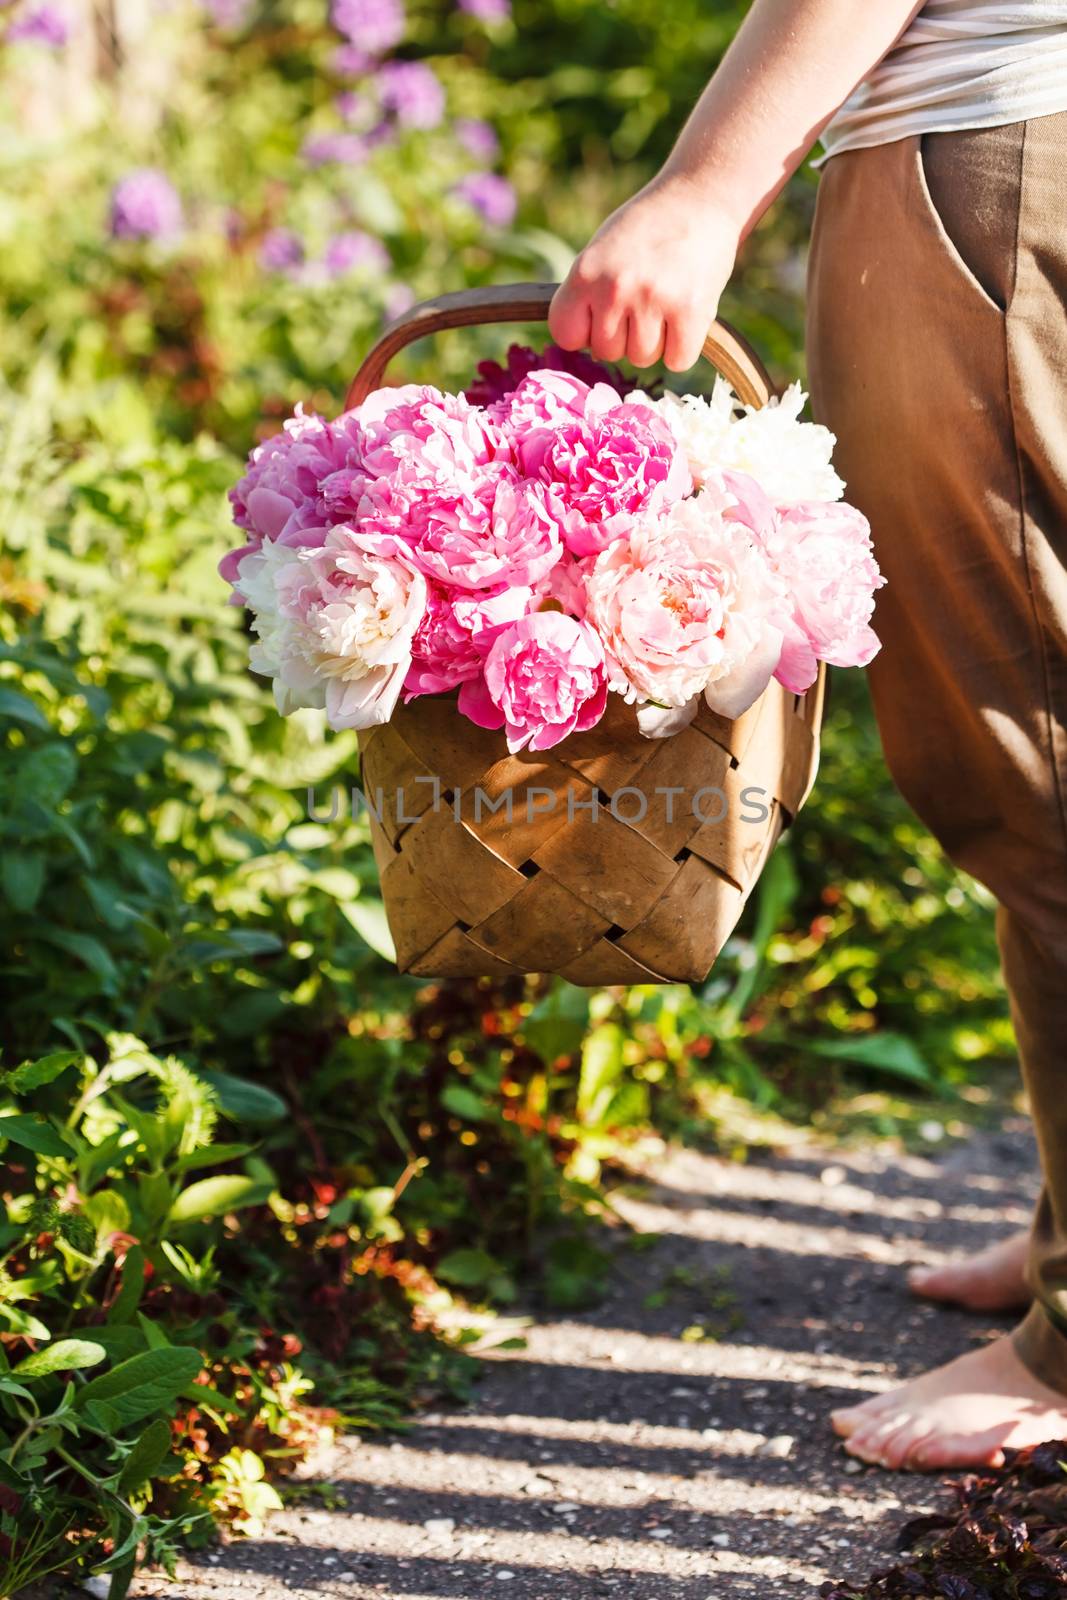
[661,0,924,236]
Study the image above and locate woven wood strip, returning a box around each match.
[399,801,528,927]
[685,795,781,890]
[379,848,456,971]
[456,752,575,868]
[692,691,769,764]
[408,924,527,979]
[621,724,736,859]
[616,854,747,982]
[358,722,438,846]
[557,936,672,987]
[530,807,678,927]
[380,693,506,792]
[466,869,612,972]
[553,690,662,796]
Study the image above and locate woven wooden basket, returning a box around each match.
[345,282,825,985]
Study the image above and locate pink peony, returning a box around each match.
[403,582,531,697]
[223,407,370,584]
[724,471,884,691]
[462,611,608,753]
[584,480,785,729]
[324,384,508,504]
[514,379,691,558]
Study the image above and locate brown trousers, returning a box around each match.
[806,112,1067,1390]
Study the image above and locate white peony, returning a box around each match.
[235,527,428,729]
[633,379,846,506]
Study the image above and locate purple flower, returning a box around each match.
[455,117,499,162]
[6,3,69,45]
[259,228,305,274]
[335,89,369,123]
[454,172,517,228]
[331,43,373,76]
[301,131,369,167]
[201,0,251,25]
[458,0,510,19]
[109,169,184,241]
[377,60,445,131]
[331,0,404,52]
[322,230,389,279]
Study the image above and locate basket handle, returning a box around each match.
[343,281,775,412]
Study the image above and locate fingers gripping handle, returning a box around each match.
[343,281,775,412]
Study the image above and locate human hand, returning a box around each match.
[548,172,743,372]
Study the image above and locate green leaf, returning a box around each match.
[440,1084,494,1123]
[805,1030,933,1084]
[6,1050,79,1093]
[0,687,50,730]
[577,1023,625,1125]
[39,927,119,986]
[0,1113,75,1158]
[82,1325,145,1364]
[436,1248,501,1288]
[13,1338,107,1379]
[116,1417,173,1495]
[339,897,396,962]
[177,929,283,969]
[167,1174,273,1225]
[523,981,590,1064]
[75,1347,204,1428]
[0,850,45,912]
[195,1071,287,1124]
[13,742,77,808]
[108,1244,145,1325]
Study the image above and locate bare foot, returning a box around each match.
[830,1334,1067,1471]
[907,1230,1031,1313]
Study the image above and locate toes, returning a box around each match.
[844,1413,904,1466]
[907,1429,1008,1472]
[830,1392,894,1438]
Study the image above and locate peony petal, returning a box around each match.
[772,627,819,694]
[457,673,505,730]
[702,623,783,720]
[636,697,700,739]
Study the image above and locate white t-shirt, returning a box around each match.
[815,1,1067,166]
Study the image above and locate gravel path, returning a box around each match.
[137,1116,1039,1600]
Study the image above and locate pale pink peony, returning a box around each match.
[723,470,884,691]
[584,480,785,729]
[515,380,691,558]
[462,611,608,753]
[235,526,427,729]
[403,582,532,697]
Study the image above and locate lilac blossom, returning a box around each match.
[331,43,373,76]
[335,89,370,123]
[458,0,510,19]
[259,228,305,275]
[301,131,369,167]
[330,0,404,53]
[454,172,517,228]
[377,59,445,130]
[201,0,252,26]
[6,3,69,45]
[455,117,499,162]
[109,169,184,241]
[322,230,390,279]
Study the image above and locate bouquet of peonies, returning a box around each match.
[220,346,884,752]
